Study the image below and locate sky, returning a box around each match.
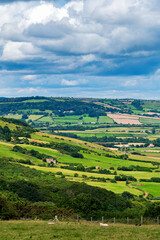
[0,0,160,99]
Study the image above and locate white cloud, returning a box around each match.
[123,79,137,87]
[22,75,38,80]
[81,54,97,63]
[61,78,87,86]
[61,79,80,86]
[17,87,39,94]
[1,41,40,61]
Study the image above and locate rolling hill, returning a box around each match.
[0,117,160,220]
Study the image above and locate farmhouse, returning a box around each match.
[147,144,155,148]
[45,158,57,165]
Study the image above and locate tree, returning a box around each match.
[77,164,85,172]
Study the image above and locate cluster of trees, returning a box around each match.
[105,153,128,160]
[117,165,152,172]
[140,177,160,183]
[132,100,143,111]
[114,175,137,182]
[0,125,11,141]
[153,138,160,147]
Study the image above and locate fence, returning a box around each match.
[57,216,160,225]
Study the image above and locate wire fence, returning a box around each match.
[53,215,160,225]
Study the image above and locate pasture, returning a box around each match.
[139,118,160,125]
[132,182,160,198]
[0,221,159,240]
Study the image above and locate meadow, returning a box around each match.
[132,182,160,197]
[0,221,159,240]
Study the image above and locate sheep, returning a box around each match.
[100,223,109,227]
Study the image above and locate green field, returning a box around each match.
[0,142,42,165]
[132,182,160,197]
[0,221,159,240]
[99,116,114,124]
[4,114,22,120]
[37,116,53,123]
[139,118,160,125]
[84,181,141,195]
[28,114,43,121]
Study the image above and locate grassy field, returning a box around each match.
[28,114,43,121]
[84,181,141,195]
[132,182,160,197]
[139,118,160,125]
[4,114,22,120]
[0,142,42,165]
[0,221,159,240]
[37,116,53,122]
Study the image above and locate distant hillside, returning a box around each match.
[1,97,160,131]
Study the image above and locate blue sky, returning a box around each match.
[0,0,160,98]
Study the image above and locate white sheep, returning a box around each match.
[100,223,109,227]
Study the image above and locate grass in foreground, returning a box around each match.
[0,221,159,240]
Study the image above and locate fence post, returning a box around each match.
[114,217,116,224]
[77,215,79,222]
[141,216,143,225]
[91,217,93,223]
[127,217,129,224]
[102,217,104,223]
[157,217,159,225]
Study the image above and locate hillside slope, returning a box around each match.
[0,117,160,220]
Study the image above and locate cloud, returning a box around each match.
[17,87,39,94]
[22,75,38,80]
[61,78,87,86]
[1,0,160,58]
[123,79,137,87]
[1,41,40,61]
